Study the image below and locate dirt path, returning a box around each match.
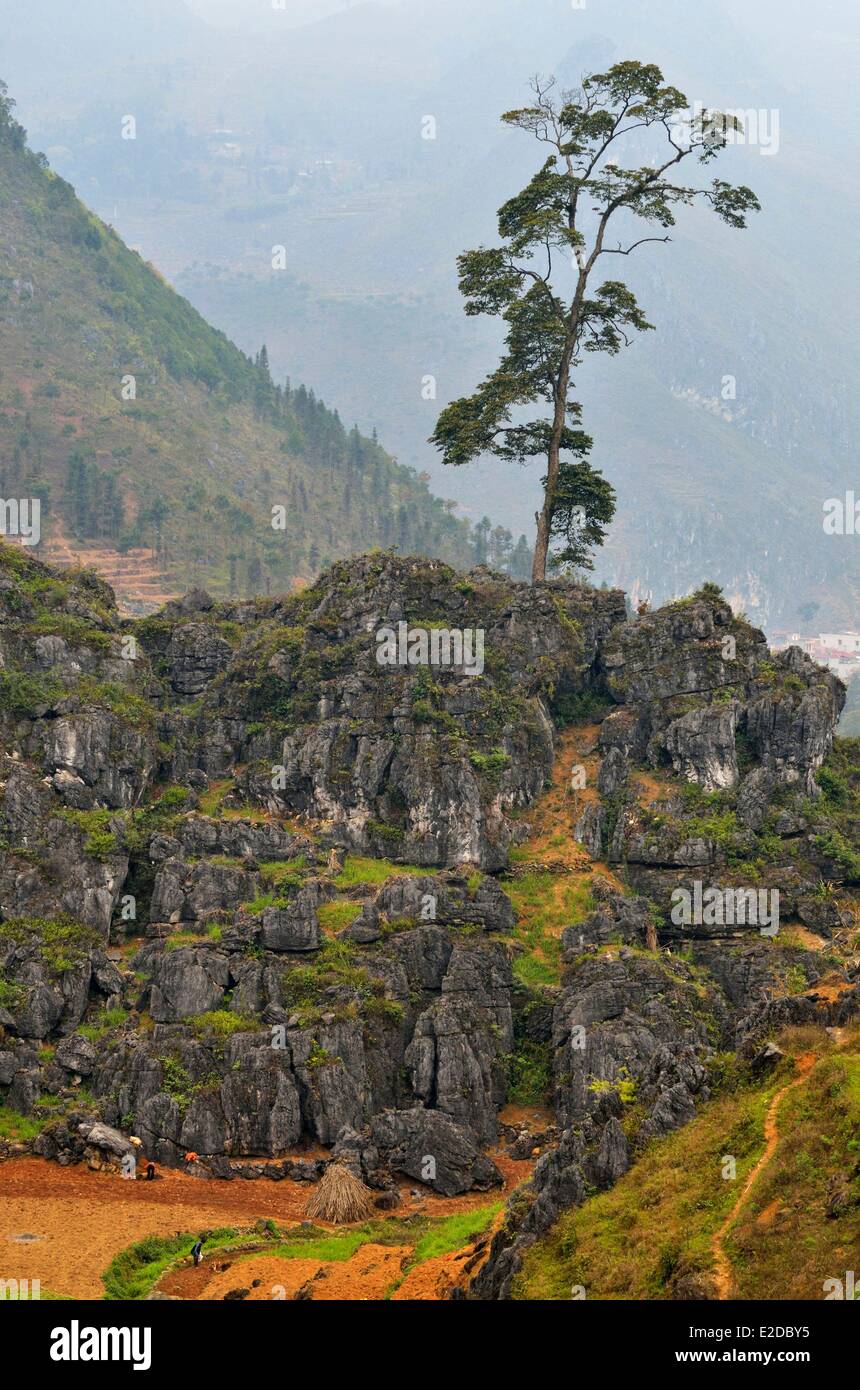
[711,1052,817,1299]
[518,725,602,868]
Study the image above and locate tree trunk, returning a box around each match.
[532,358,573,582]
[531,467,554,582]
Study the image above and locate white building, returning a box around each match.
[819,631,860,654]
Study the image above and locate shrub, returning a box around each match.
[0,914,99,973]
[469,748,511,775]
[814,829,860,880]
[817,765,849,808]
[0,669,62,716]
[188,1010,256,1039]
[506,1039,551,1105]
[59,807,119,859]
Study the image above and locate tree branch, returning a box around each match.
[599,235,672,257]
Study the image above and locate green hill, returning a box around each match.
[512,1025,860,1301]
[0,82,521,607]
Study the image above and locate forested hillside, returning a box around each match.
[0,85,528,608]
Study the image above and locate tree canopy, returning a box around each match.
[432,61,760,581]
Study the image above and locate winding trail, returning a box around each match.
[711,1052,817,1299]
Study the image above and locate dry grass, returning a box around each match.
[304,1163,376,1225]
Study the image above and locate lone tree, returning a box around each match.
[431,62,760,581]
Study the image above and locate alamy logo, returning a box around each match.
[0,1277,40,1299]
[823,492,860,535]
[0,497,40,546]
[375,622,484,676]
[671,882,779,936]
[50,1321,151,1371]
[823,1271,857,1300]
[675,101,780,156]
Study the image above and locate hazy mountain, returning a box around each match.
[1,0,858,626]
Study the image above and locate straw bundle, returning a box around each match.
[304,1162,375,1224]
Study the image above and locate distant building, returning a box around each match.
[800,632,860,681]
[771,629,860,681]
[819,631,860,654]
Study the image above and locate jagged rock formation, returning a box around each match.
[577,594,847,927]
[1,545,858,1245]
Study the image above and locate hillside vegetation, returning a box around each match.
[0,83,504,607]
[511,1026,860,1301]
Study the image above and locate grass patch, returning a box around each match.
[505,871,593,987]
[317,900,363,935]
[105,1206,503,1301]
[406,1203,502,1269]
[259,858,307,890]
[197,778,234,817]
[102,1229,240,1300]
[0,1105,51,1141]
[162,932,206,951]
[332,856,426,889]
[77,1006,128,1041]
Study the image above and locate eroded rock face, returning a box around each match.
[407,940,514,1144]
[0,929,122,1041]
[168,816,312,864]
[146,945,232,1022]
[0,855,514,1182]
[36,714,155,809]
[213,556,628,872]
[166,623,233,696]
[368,1108,503,1196]
[149,858,262,925]
[55,1035,97,1076]
[374,872,515,934]
[551,953,712,1135]
[661,703,740,791]
[576,596,848,925]
[0,764,127,935]
[598,597,843,802]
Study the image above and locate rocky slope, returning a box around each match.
[0,544,858,1280]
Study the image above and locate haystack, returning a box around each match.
[304,1162,375,1224]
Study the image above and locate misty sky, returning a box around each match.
[185,0,381,28]
[176,0,860,131]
